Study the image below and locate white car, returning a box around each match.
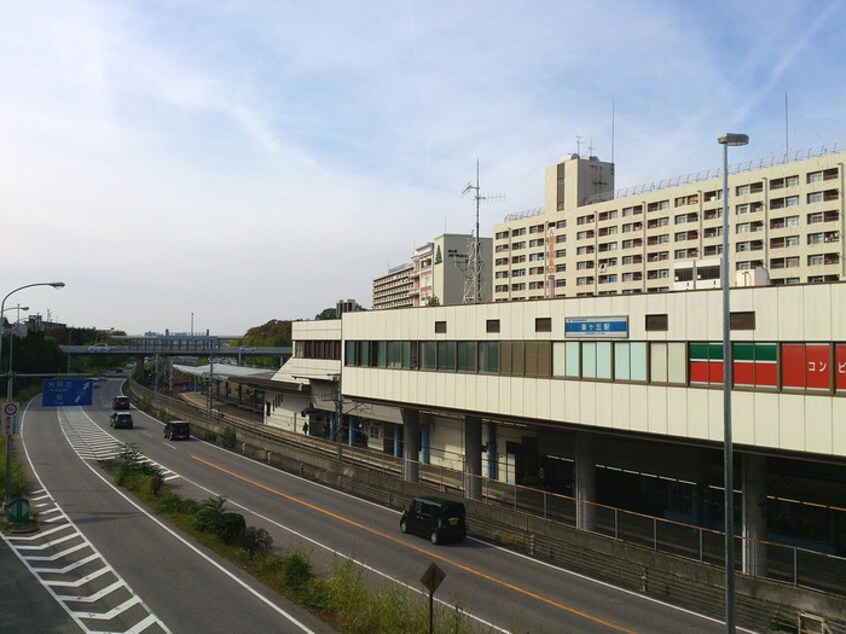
[88,344,110,352]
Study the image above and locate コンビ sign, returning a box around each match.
[565,316,629,338]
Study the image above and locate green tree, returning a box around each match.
[314,307,337,320]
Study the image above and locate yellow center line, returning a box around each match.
[192,454,637,634]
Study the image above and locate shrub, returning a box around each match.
[221,427,236,449]
[217,512,246,545]
[280,551,313,591]
[205,430,218,443]
[241,526,274,559]
[149,472,164,496]
[192,496,228,533]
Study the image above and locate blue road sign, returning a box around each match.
[42,379,93,407]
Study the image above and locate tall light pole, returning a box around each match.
[718,133,748,633]
[2,282,65,505]
[5,305,30,415]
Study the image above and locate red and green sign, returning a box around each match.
[782,343,831,390]
[733,343,777,388]
[689,343,723,385]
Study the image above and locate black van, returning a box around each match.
[164,421,190,441]
[400,497,466,545]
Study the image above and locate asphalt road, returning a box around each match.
[13,380,749,633]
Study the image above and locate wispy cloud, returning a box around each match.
[2,1,846,333]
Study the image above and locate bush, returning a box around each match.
[241,527,273,559]
[221,427,236,449]
[149,472,164,496]
[279,551,313,591]
[218,512,246,545]
[192,496,228,534]
[205,430,218,443]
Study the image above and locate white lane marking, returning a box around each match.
[15,532,79,551]
[63,408,318,634]
[8,524,70,541]
[8,400,172,634]
[76,596,142,620]
[24,542,89,562]
[56,579,124,603]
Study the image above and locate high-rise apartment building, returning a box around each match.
[492,148,844,301]
[372,233,493,309]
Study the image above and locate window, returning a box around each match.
[730,311,755,330]
[786,215,799,227]
[581,341,612,380]
[645,314,668,331]
[555,234,567,243]
[479,342,498,373]
[807,192,823,204]
[435,321,447,334]
[807,171,822,184]
[556,263,566,272]
[785,175,799,188]
[576,230,595,240]
[555,249,567,258]
[421,341,436,369]
[457,342,477,372]
[650,342,686,383]
[486,319,500,333]
[736,204,749,215]
[808,254,824,266]
[512,241,526,250]
[535,317,552,332]
[735,184,750,196]
[437,341,456,370]
[614,342,647,381]
[786,195,799,207]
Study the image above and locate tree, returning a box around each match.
[240,319,292,347]
[425,296,441,307]
[314,307,337,320]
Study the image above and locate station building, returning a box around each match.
[263,281,846,566]
[259,145,846,569]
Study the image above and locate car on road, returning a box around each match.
[164,421,190,441]
[109,413,134,429]
[87,343,110,352]
[400,497,466,545]
[112,396,130,410]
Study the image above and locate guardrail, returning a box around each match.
[129,379,845,601]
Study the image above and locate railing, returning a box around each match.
[129,379,846,600]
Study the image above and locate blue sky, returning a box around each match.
[2,1,845,335]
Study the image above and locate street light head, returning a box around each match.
[51,282,66,289]
[718,133,749,147]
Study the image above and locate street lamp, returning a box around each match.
[2,282,65,505]
[718,133,748,633]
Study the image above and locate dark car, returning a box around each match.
[112,396,130,410]
[109,412,133,429]
[164,421,190,441]
[400,497,466,545]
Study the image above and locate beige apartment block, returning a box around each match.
[493,148,845,301]
[374,234,493,309]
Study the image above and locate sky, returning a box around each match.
[2,1,845,336]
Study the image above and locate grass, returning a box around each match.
[103,444,479,634]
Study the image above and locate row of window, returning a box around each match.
[342,340,846,394]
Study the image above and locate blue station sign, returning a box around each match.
[565,316,629,338]
[42,379,93,407]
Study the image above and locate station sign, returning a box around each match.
[42,379,93,407]
[565,316,629,338]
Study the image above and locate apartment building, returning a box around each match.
[373,233,493,309]
[372,263,414,310]
[492,148,845,301]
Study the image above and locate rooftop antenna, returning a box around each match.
[588,138,595,157]
[575,135,583,155]
[461,159,503,303]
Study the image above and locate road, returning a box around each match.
[10,379,752,633]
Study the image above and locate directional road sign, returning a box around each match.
[5,498,30,523]
[42,379,93,407]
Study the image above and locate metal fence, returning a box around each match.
[130,380,845,599]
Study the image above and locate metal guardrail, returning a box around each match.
[129,379,846,600]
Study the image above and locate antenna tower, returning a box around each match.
[461,160,502,304]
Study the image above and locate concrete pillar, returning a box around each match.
[401,408,420,482]
[348,416,355,446]
[486,423,497,480]
[575,432,597,531]
[464,415,482,500]
[393,424,402,457]
[421,421,430,464]
[742,453,768,577]
[329,414,337,442]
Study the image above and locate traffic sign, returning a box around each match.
[420,562,446,593]
[5,498,30,523]
[42,379,93,407]
[3,401,19,436]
